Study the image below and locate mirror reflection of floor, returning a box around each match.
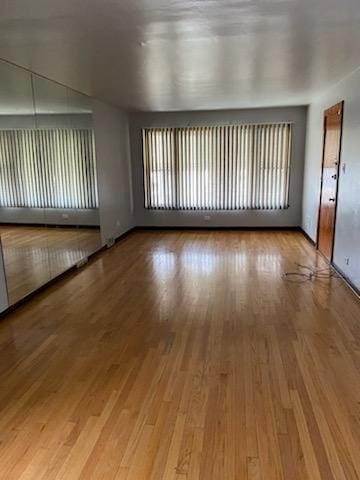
[0,225,102,305]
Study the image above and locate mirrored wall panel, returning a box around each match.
[67,88,102,260]
[0,59,101,306]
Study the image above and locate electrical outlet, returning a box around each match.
[62,213,69,219]
[116,220,121,227]
[204,215,211,221]
[107,237,115,248]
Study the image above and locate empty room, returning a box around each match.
[0,0,359,479]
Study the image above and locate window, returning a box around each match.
[142,123,292,210]
[0,128,98,209]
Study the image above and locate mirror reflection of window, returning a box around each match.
[0,128,98,210]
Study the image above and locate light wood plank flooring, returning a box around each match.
[0,226,101,305]
[0,230,359,479]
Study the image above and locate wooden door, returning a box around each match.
[317,101,343,261]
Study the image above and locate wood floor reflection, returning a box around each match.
[0,225,101,304]
[0,230,359,479]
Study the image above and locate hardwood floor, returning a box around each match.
[0,225,102,305]
[0,230,359,479]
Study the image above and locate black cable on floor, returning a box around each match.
[283,262,339,283]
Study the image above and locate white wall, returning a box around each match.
[129,107,307,227]
[93,100,134,244]
[0,113,92,129]
[0,208,99,226]
[303,67,360,290]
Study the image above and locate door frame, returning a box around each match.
[316,100,344,262]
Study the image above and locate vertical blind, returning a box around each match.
[0,128,98,209]
[142,123,292,210]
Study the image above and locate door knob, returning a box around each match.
[329,198,336,202]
